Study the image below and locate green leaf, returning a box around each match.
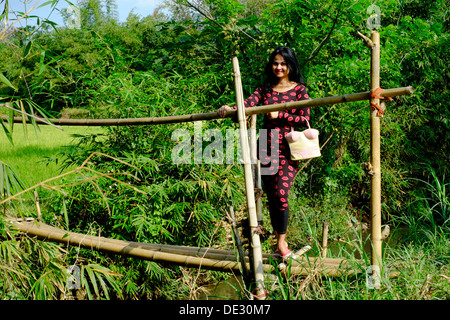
[37,1,57,9]
[61,199,69,230]
[38,51,46,75]
[0,120,13,145]
[87,266,99,297]
[23,41,32,59]
[0,1,8,22]
[0,73,17,91]
[81,273,93,300]
[0,160,26,200]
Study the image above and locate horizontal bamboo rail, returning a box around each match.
[8,219,355,277]
[2,86,414,127]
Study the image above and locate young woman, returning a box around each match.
[218,47,311,259]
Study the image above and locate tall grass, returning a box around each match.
[262,168,450,300]
[263,224,449,300]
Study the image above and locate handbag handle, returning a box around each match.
[291,116,311,132]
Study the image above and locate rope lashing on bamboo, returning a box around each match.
[370,87,394,117]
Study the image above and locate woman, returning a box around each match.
[218,47,311,259]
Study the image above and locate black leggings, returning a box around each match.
[261,155,299,234]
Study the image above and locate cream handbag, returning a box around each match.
[285,117,321,160]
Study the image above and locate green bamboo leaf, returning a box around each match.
[0,164,5,198]
[0,1,8,21]
[81,272,93,300]
[37,0,57,9]
[0,72,17,91]
[86,265,100,298]
[42,20,59,33]
[96,272,110,299]
[61,199,69,230]
[0,120,13,145]
[0,160,26,199]
[23,41,32,59]
[38,50,46,75]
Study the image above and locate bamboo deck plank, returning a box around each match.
[7,218,356,277]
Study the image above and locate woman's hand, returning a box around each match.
[267,111,279,119]
[218,105,232,118]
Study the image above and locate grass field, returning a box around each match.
[0,124,104,188]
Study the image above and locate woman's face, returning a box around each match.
[272,54,290,80]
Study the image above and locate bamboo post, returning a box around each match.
[369,30,382,287]
[321,222,329,258]
[232,57,266,299]
[228,205,249,281]
[249,114,263,224]
[34,191,41,222]
[255,161,263,224]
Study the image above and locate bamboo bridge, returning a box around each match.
[3,29,413,299]
[8,218,356,277]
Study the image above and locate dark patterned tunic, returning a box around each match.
[241,84,311,234]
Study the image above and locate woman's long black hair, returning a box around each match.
[261,47,305,95]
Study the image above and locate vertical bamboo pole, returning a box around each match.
[370,30,382,284]
[228,206,249,281]
[232,57,266,299]
[34,191,41,222]
[256,161,263,224]
[321,222,329,258]
[249,114,263,224]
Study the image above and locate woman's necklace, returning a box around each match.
[274,81,297,94]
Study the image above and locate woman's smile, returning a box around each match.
[272,54,289,78]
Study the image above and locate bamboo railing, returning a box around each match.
[3,86,414,127]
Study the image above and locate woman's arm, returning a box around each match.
[218,87,264,117]
[278,85,311,126]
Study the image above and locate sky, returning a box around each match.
[7,0,166,27]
